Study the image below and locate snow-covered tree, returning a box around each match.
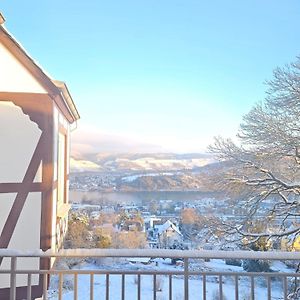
[209,57,300,246]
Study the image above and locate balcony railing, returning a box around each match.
[0,249,300,300]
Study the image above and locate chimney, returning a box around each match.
[0,13,5,25]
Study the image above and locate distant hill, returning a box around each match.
[70,152,214,173]
[69,155,231,192]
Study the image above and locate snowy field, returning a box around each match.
[48,258,293,300]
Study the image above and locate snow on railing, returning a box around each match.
[1,248,300,259]
[0,249,300,300]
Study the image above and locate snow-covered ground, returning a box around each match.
[48,258,292,299]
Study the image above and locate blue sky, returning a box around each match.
[2,1,300,154]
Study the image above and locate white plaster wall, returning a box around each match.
[0,102,41,182]
[66,126,70,175]
[0,192,41,288]
[65,125,70,205]
[0,42,47,93]
[33,161,43,183]
[58,112,68,130]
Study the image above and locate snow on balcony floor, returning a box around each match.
[48,258,291,299]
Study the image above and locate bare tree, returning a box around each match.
[209,57,300,247]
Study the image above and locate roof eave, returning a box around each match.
[0,13,5,25]
[0,25,59,96]
[0,18,80,123]
[52,80,80,122]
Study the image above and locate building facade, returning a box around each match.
[0,13,79,299]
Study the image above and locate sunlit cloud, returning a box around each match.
[71,123,165,157]
[70,122,215,157]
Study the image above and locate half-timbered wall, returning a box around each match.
[0,94,54,299]
[0,30,77,299]
[0,101,43,290]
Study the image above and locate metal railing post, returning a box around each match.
[137,274,141,300]
[106,274,109,300]
[250,275,255,300]
[184,258,189,300]
[153,274,156,300]
[169,275,172,300]
[267,276,271,300]
[74,273,78,300]
[27,273,32,300]
[219,275,223,300]
[203,274,206,300]
[234,275,239,300]
[121,274,125,300]
[43,273,48,300]
[10,257,17,300]
[58,273,63,300]
[90,273,94,300]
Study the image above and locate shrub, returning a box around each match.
[225,258,242,267]
[111,231,147,249]
[242,259,271,272]
[93,229,112,248]
[64,215,91,248]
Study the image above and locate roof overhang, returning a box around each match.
[52,80,80,122]
[0,13,80,123]
[0,13,5,25]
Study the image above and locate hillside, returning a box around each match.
[70,152,214,173]
[69,157,228,193]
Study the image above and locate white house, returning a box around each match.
[0,13,79,299]
[155,220,183,248]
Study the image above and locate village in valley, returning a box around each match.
[67,196,218,251]
[50,176,300,300]
[67,174,300,253]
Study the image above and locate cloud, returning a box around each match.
[71,124,164,157]
[70,121,214,158]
